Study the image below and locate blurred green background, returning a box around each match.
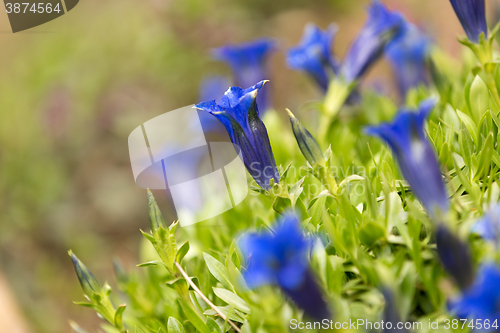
[0,0,468,332]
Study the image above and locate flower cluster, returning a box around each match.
[287,1,406,93]
[69,0,500,332]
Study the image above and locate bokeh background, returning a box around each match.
[0,0,482,332]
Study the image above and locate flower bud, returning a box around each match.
[69,251,101,298]
[287,109,326,167]
[147,189,168,235]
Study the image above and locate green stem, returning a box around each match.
[321,79,351,143]
[318,165,338,195]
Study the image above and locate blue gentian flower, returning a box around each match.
[386,24,431,98]
[195,81,279,190]
[449,263,500,321]
[449,0,487,43]
[340,0,405,83]
[287,24,339,92]
[365,98,449,216]
[472,205,500,243]
[382,289,409,333]
[436,224,474,290]
[213,39,276,110]
[239,214,330,320]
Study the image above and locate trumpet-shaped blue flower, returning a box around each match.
[287,24,339,92]
[195,81,279,190]
[239,214,330,320]
[365,98,449,216]
[473,205,500,243]
[449,0,487,43]
[213,39,276,110]
[436,224,474,290]
[340,1,405,83]
[449,263,500,322]
[386,24,431,98]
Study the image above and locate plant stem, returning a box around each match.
[317,165,337,195]
[320,79,351,143]
[175,262,242,333]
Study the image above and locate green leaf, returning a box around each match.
[212,288,251,313]
[272,196,293,215]
[147,189,168,233]
[140,230,156,244]
[73,301,94,308]
[240,321,252,333]
[279,161,293,181]
[203,253,235,292]
[178,300,211,333]
[137,260,165,268]
[308,190,334,210]
[167,317,186,333]
[176,241,190,264]
[458,123,475,170]
[456,109,478,145]
[338,174,364,189]
[206,318,222,333]
[203,306,246,323]
[469,75,489,124]
[90,291,102,303]
[114,304,126,329]
[475,133,493,180]
[439,142,450,166]
[288,177,305,206]
[359,222,385,247]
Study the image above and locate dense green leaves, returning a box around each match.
[70,18,500,333]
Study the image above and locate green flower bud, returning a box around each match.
[287,109,326,166]
[147,189,168,234]
[69,251,101,298]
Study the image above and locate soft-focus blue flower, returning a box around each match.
[195,81,279,190]
[287,24,339,92]
[449,263,500,321]
[365,98,449,216]
[382,289,409,333]
[449,0,487,43]
[436,224,474,290]
[213,39,276,110]
[197,76,232,133]
[386,23,431,98]
[340,0,405,83]
[239,214,330,320]
[473,205,500,243]
[199,76,232,103]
